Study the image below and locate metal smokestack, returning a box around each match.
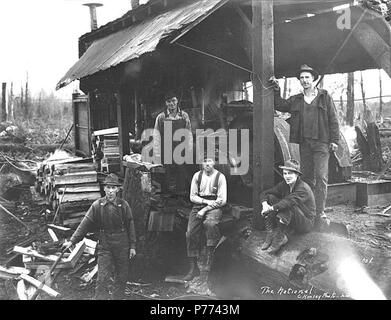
[83,3,103,31]
[131,0,140,10]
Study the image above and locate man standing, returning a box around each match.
[62,174,136,300]
[153,91,193,193]
[184,156,227,281]
[270,64,340,227]
[260,159,315,254]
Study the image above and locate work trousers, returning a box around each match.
[94,231,130,300]
[186,204,222,257]
[299,139,330,216]
[268,195,314,233]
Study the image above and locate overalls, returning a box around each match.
[160,109,190,193]
[95,200,130,300]
[186,171,222,257]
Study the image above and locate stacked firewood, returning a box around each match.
[36,157,102,228]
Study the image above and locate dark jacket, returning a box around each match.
[70,196,136,249]
[274,89,340,144]
[260,177,315,219]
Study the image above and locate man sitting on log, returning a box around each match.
[260,159,315,254]
[62,173,136,300]
[183,154,227,281]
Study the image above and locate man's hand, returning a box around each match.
[261,201,274,216]
[196,208,207,219]
[129,249,136,259]
[61,240,73,252]
[329,143,338,152]
[269,76,280,91]
[202,199,214,206]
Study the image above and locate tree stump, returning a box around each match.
[235,229,391,299]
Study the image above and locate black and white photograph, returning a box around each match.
[0,0,391,306]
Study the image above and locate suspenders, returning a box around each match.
[196,170,221,197]
[99,200,126,233]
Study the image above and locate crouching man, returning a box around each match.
[260,159,315,254]
[183,156,227,281]
[62,173,136,300]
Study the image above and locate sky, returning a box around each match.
[0,0,149,99]
[0,0,390,102]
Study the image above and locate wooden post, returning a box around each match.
[116,88,131,176]
[252,0,274,216]
[1,83,6,122]
[346,72,355,127]
[379,69,383,119]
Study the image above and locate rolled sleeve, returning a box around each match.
[208,174,227,209]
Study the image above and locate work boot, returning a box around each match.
[183,257,200,281]
[314,213,330,232]
[261,214,275,250]
[267,222,288,254]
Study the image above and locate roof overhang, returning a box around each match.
[56,0,391,89]
[56,0,228,90]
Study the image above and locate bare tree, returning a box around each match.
[8,82,14,121]
[346,72,355,126]
[25,72,29,118]
[379,69,383,119]
[1,83,6,122]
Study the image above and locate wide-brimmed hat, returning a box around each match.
[164,90,177,101]
[296,64,319,80]
[279,159,302,175]
[103,173,122,186]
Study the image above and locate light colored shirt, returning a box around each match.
[190,169,227,209]
[153,108,192,158]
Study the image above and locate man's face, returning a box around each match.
[202,158,215,173]
[104,185,119,201]
[283,169,298,186]
[165,97,178,113]
[299,72,315,90]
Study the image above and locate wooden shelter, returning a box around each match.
[57,0,391,212]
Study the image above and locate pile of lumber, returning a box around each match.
[0,227,98,300]
[35,156,101,228]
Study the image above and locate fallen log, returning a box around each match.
[235,230,391,299]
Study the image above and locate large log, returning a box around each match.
[236,230,391,299]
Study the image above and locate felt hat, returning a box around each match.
[279,159,302,175]
[296,64,319,80]
[103,173,122,186]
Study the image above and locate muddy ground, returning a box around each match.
[1,187,391,300]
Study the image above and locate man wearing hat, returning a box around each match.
[183,154,227,281]
[62,173,136,299]
[270,64,340,228]
[260,159,316,254]
[153,90,193,193]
